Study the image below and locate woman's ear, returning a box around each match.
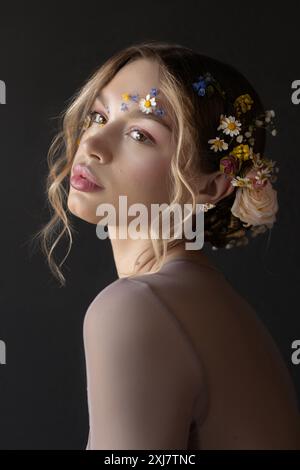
[195,170,235,205]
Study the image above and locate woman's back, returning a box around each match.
[131,257,300,449]
[84,257,300,450]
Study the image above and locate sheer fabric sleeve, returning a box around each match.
[83,277,203,450]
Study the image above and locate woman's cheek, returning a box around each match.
[125,149,171,188]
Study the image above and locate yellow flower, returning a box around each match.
[230,144,251,161]
[121,93,131,102]
[234,94,254,116]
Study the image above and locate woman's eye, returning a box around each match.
[81,111,107,131]
[89,111,107,126]
[129,128,152,145]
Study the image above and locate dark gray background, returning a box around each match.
[0,0,299,449]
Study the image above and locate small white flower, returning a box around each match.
[255,119,263,127]
[236,134,243,143]
[245,131,252,138]
[225,242,235,249]
[266,110,275,118]
[255,167,272,184]
[208,137,229,152]
[231,176,253,188]
[271,129,277,136]
[249,137,255,146]
[265,116,271,123]
[251,153,265,169]
[218,115,242,137]
[139,94,157,114]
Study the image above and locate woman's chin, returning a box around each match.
[67,195,99,225]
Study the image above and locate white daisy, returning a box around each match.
[208,137,229,152]
[139,94,157,114]
[218,115,242,137]
[230,176,253,188]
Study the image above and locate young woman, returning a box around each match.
[38,41,300,449]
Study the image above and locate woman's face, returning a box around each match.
[67,58,177,227]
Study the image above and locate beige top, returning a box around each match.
[83,257,300,450]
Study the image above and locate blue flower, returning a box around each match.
[192,73,214,97]
[130,94,139,102]
[150,87,158,97]
[192,78,207,96]
[154,108,165,117]
[120,102,129,111]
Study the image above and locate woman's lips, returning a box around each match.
[70,174,104,192]
[70,163,104,193]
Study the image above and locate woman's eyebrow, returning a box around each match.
[95,95,172,132]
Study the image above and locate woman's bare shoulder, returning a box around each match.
[83,276,203,449]
[83,275,205,399]
[83,277,157,340]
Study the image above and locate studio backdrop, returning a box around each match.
[0,0,299,450]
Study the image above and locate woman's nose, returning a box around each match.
[79,132,113,164]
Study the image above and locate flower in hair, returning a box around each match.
[219,155,240,177]
[193,75,210,96]
[218,115,242,137]
[234,94,254,116]
[230,176,253,188]
[208,137,229,152]
[230,154,279,227]
[231,180,278,228]
[230,144,251,162]
[192,72,279,240]
[192,72,219,97]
